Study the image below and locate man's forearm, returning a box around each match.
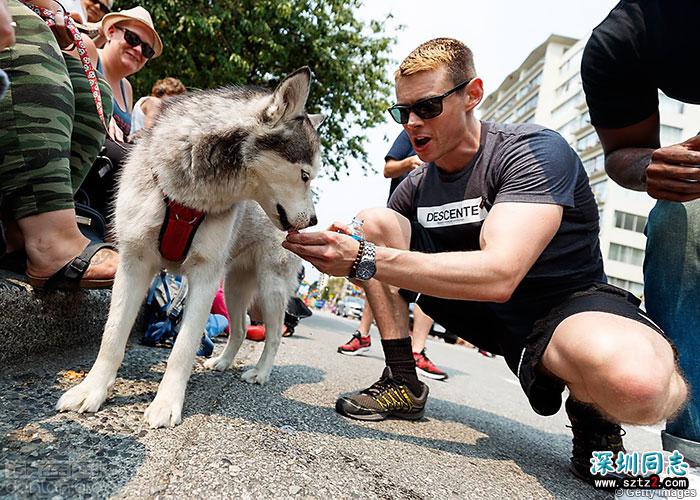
[605,147,654,191]
[373,246,517,303]
[384,157,416,179]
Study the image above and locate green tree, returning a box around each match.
[114,0,397,178]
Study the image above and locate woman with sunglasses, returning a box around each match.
[77,6,160,223]
[97,6,161,141]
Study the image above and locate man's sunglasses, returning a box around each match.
[90,0,111,15]
[388,78,472,124]
[116,27,155,59]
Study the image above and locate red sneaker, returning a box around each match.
[246,324,266,342]
[337,331,371,356]
[413,349,448,380]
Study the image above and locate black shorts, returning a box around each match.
[402,221,667,416]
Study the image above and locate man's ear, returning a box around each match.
[465,77,484,112]
[264,67,312,126]
[308,113,324,130]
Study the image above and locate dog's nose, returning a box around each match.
[309,214,318,227]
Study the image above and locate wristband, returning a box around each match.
[348,238,365,279]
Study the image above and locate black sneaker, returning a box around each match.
[566,397,627,488]
[335,367,428,421]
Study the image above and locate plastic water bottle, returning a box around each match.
[347,217,365,241]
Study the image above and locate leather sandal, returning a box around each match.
[26,242,117,290]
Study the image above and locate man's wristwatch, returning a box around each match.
[350,241,376,281]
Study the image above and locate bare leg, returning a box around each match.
[410,303,434,353]
[16,209,117,279]
[356,208,414,342]
[357,302,373,335]
[56,252,156,413]
[542,311,687,424]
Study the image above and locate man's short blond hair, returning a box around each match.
[395,38,476,86]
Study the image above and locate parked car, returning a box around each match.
[408,302,459,344]
[335,296,365,320]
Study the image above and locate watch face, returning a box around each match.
[355,260,376,280]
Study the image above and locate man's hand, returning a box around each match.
[0,0,15,50]
[282,223,362,277]
[403,155,423,171]
[646,135,700,202]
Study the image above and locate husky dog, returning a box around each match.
[56,67,322,428]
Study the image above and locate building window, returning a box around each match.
[660,125,683,146]
[608,276,644,297]
[614,211,647,233]
[582,153,605,176]
[608,243,645,267]
[513,94,539,121]
[552,91,585,123]
[555,74,580,98]
[591,179,607,205]
[559,47,583,75]
[659,92,684,115]
[576,130,599,152]
[559,111,590,139]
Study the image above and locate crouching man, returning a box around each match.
[283,38,687,485]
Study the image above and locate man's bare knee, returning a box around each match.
[546,312,687,424]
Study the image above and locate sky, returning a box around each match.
[305,0,620,282]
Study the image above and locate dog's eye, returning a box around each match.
[301,170,310,183]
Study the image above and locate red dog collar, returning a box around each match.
[158,197,206,262]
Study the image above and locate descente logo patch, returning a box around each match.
[417,197,487,228]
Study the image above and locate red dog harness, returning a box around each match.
[158,197,206,262]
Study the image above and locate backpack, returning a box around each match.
[141,271,226,357]
[142,271,188,348]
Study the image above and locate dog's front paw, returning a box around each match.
[56,380,110,414]
[204,355,233,372]
[241,367,271,385]
[144,397,183,428]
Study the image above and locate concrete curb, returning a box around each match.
[0,270,143,365]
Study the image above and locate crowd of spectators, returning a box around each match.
[0,0,179,289]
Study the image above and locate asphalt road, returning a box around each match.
[0,309,663,499]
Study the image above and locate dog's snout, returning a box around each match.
[309,214,318,227]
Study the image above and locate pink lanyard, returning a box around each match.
[20,0,107,131]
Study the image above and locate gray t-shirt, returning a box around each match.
[389,121,605,308]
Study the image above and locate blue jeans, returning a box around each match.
[644,199,700,462]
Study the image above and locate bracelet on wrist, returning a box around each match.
[349,238,365,278]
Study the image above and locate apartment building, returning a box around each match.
[480,35,700,297]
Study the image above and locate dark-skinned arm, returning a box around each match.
[597,111,700,202]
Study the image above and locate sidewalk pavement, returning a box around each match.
[0,308,618,499]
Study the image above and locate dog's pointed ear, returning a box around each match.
[308,113,324,130]
[264,67,312,126]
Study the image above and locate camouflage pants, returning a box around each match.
[0,0,113,220]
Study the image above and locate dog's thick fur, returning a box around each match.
[56,68,322,428]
